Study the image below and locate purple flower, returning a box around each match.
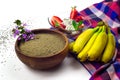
[20,33,35,41]
[22,33,27,39]
[13,29,20,38]
[22,23,27,26]
[29,34,35,39]
[25,37,29,41]
[16,26,19,29]
[18,37,21,40]
[24,28,31,33]
[13,20,35,41]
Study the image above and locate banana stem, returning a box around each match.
[97,27,102,33]
[102,25,106,32]
[107,27,111,34]
[94,27,99,32]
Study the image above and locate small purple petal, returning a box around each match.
[29,34,35,39]
[24,28,31,33]
[25,37,29,41]
[13,33,17,38]
[22,34,27,39]
[15,26,19,29]
[22,23,27,26]
[13,29,20,38]
[18,37,21,40]
[15,29,20,35]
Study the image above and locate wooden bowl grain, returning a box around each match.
[15,29,69,70]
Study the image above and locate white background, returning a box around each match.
[0,0,102,80]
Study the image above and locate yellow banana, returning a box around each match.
[77,27,102,62]
[69,41,75,51]
[101,27,116,63]
[73,27,99,54]
[87,26,107,61]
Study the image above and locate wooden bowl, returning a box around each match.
[15,29,69,70]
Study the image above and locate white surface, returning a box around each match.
[0,0,102,80]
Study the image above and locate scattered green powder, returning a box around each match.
[19,33,66,57]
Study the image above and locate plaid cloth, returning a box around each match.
[50,0,120,80]
[76,0,120,80]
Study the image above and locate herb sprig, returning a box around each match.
[12,20,35,41]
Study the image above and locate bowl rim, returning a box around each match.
[15,29,69,58]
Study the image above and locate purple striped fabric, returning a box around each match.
[77,0,120,80]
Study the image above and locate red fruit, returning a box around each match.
[70,6,79,19]
[74,16,83,22]
[51,16,63,24]
[50,16,65,29]
[50,20,55,27]
[60,24,66,29]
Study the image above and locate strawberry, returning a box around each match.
[74,16,83,22]
[51,16,65,29]
[70,6,79,20]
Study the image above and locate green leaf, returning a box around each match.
[77,20,83,27]
[14,20,22,26]
[18,26,24,29]
[72,20,78,30]
[55,21,60,27]
[20,29,25,34]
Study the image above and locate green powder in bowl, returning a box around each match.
[19,33,66,57]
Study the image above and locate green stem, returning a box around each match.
[94,27,99,32]
[102,25,106,32]
[97,27,102,33]
[107,27,111,34]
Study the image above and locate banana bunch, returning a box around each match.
[69,22,116,63]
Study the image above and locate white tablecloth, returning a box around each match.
[0,0,102,80]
